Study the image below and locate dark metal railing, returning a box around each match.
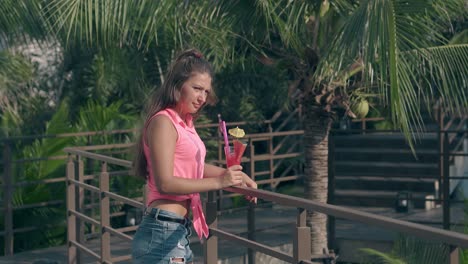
[0,112,302,256]
[2,107,466,260]
[63,145,468,264]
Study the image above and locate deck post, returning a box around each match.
[3,141,13,256]
[204,191,218,264]
[100,162,111,263]
[76,157,84,264]
[327,133,336,251]
[247,139,256,264]
[442,132,450,230]
[66,155,77,263]
[449,245,460,264]
[294,208,311,263]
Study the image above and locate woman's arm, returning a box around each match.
[204,163,257,203]
[147,115,244,195]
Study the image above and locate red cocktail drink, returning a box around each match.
[225,140,247,167]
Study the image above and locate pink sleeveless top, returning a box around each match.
[143,108,209,240]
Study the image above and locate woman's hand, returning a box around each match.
[242,173,257,204]
[218,165,244,188]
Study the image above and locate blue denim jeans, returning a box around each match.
[132,208,193,264]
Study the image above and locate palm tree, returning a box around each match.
[2,0,467,258]
[212,0,467,256]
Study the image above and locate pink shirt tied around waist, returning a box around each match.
[143,108,209,240]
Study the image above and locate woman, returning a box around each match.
[131,48,257,264]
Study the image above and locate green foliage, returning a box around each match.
[360,248,406,264]
[1,0,467,255]
[361,235,449,264]
[0,51,34,137]
[12,101,74,250]
[75,100,135,137]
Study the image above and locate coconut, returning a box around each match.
[351,99,369,119]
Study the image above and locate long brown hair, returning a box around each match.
[132,48,216,180]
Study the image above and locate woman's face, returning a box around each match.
[176,72,212,116]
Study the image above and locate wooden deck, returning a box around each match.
[0,203,464,264]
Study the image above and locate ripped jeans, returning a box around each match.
[132,208,193,264]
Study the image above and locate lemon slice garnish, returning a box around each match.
[228,126,245,138]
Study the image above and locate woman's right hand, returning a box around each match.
[219,165,244,188]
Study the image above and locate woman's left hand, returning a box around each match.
[242,173,257,204]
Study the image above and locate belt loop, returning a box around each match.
[153,208,160,219]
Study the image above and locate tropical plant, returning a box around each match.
[360,235,450,264]
[217,0,467,256]
[1,0,467,258]
[11,101,73,251]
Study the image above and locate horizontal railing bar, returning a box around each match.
[69,209,101,227]
[73,143,134,151]
[253,153,301,161]
[103,226,133,241]
[111,254,132,263]
[255,175,298,185]
[246,130,304,139]
[210,228,294,263]
[13,200,63,210]
[331,129,467,134]
[13,177,66,187]
[69,179,100,193]
[226,186,468,248]
[14,155,68,163]
[254,170,271,176]
[81,170,131,181]
[69,240,100,260]
[1,129,135,142]
[197,120,273,129]
[116,225,138,234]
[103,191,144,209]
[0,223,66,236]
[64,148,132,167]
[82,197,144,210]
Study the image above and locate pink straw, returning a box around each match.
[218,114,230,154]
[221,121,229,153]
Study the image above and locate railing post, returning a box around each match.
[268,129,275,190]
[437,107,445,204]
[3,140,13,256]
[75,156,84,264]
[247,202,256,264]
[67,154,77,263]
[204,191,218,264]
[100,162,111,263]
[247,138,256,264]
[449,245,460,264]
[293,208,311,263]
[442,132,450,230]
[327,133,336,251]
[86,135,96,234]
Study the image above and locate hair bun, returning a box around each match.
[193,51,203,59]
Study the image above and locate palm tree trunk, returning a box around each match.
[302,102,333,256]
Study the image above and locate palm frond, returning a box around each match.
[405,44,468,116]
[392,235,449,264]
[254,0,313,55]
[43,0,134,48]
[317,0,467,149]
[0,0,47,43]
[360,248,406,264]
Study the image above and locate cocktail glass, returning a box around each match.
[225,140,247,167]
